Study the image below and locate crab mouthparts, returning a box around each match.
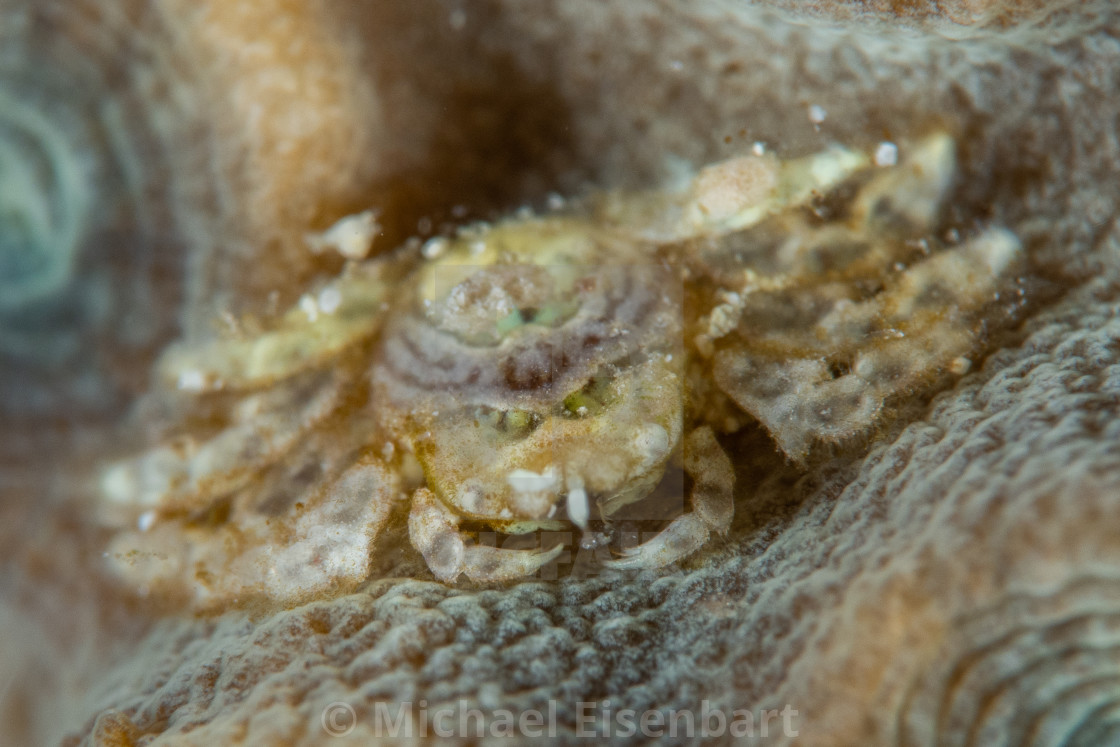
[566,477,589,529]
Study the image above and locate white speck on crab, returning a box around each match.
[100,464,135,505]
[177,369,205,392]
[576,406,589,416]
[810,146,866,185]
[874,141,899,167]
[299,294,319,322]
[422,236,449,260]
[580,532,609,550]
[546,192,566,211]
[305,209,379,260]
[668,59,684,71]
[808,104,827,124]
[950,356,972,375]
[137,510,157,532]
[751,141,766,157]
[665,354,674,363]
[707,296,743,339]
[507,467,560,494]
[317,286,342,315]
[632,424,671,472]
[566,478,589,530]
[855,355,876,379]
[469,240,487,256]
[974,227,1021,274]
[381,442,395,459]
[458,485,483,513]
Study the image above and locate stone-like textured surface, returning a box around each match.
[2,1,1119,745]
[52,273,1120,745]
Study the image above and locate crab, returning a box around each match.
[95,130,1026,605]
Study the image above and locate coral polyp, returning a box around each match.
[96,131,1027,606]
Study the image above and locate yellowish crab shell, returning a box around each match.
[374,214,688,534]
[92,128,1033,599]
[412,354,684,534]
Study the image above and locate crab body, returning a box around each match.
[95,132,1027,604]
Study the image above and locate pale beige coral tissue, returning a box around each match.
[1,0,1119,745]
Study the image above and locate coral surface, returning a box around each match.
[2,0,1120,745]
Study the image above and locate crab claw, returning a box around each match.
[605,426,734,570]
[409,488,466,582]
[606,513,710,570]
[462,543,564,583]
[409,487,563,582]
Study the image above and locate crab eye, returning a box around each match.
[493,299,577,339]
[475,406,541,438]
[562,371,617,418]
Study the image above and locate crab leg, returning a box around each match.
[712,226,1023,462]
[603,143,870,243]
[158,262,395,393]
[409,488,563,583]
[98,372,342,522]
[606,426,734,570]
